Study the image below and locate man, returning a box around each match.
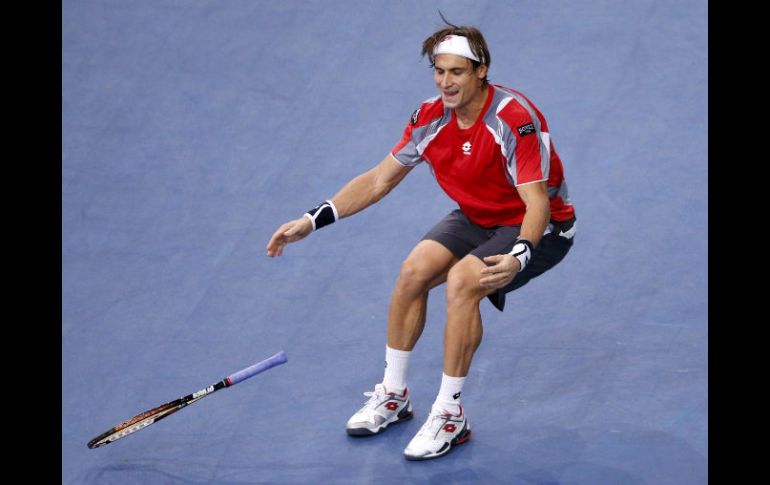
[266,22,576,461]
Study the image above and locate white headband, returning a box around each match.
[433,35,481,63]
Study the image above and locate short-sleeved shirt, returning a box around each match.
[391,84,575,228]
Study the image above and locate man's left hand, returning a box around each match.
[479,254,520,290]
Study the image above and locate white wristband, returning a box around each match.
[508,239,533,272]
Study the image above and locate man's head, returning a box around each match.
[421,22,491,110]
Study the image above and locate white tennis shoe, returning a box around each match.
[403,405,471,460]
[346,383,413,436]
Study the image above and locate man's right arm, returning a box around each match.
[329,154,412,219]
[266,154,412,257]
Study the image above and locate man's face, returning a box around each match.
[433,54,487,110]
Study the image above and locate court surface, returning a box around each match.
[62,1,707,483]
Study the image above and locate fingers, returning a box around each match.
[479,254,516,289]
[479,272,512,289]
[480,255,503,273]
[266,222,294,257]
[266,218,313,257]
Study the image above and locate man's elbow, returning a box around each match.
[374,181,397,200]
[372,172,401,200]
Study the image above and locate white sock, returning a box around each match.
[382,345,411,393]
[432,373,466,415]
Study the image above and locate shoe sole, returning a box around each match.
[403,424,472,461]
[346,408,414,437]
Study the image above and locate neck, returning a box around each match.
[455,84,489,129]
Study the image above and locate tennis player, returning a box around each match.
[267,20,576,461]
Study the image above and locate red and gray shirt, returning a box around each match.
[391,83,575,227]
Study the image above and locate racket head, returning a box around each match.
[87,401,185,449]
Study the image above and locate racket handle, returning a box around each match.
[227,351,288,385]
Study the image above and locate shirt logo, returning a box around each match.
[410,108,421,125]
[517,122,536,136]
[462,141,472,155]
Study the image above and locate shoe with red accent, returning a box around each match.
[403,405,471,460]
[346,383,413,436]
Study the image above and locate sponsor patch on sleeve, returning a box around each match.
[517,122,536,136]
[410,107,421,125]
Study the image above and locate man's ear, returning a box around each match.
[476,64,488,81]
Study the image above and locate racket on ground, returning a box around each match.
[87,350,288,449]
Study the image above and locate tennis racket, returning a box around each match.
[87,350,288,449]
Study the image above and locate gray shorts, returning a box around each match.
[421,209,576,311]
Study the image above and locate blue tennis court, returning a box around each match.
[62,1,707,483]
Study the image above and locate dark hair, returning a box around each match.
[421,13,491,85]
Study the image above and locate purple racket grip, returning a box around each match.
[226,351,288,385]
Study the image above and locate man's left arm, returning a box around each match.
[479,181,550,289]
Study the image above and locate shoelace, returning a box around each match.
[361,385,387,411]
[415,411,450,438]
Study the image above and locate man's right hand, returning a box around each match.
[266,216,313,257]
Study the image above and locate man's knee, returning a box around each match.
[394,241,455,296]
[445,258,489,306]
[395,257,446,296]
[396,259,428,291]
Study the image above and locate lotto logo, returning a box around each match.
[462,141,472,155]
[443,424,457,433]
[385,402,399,411]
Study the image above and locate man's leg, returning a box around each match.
[403,254,490,460]
[442,255,491,377]
[387,240,458,351]
[346,240,457,436]
[382,240,458,392]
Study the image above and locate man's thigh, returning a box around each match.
[402,239,459,289]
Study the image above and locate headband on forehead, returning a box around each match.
[433,35,481,63]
